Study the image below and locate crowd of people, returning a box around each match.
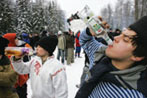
[0,15,147,98]
[56,29,82,65]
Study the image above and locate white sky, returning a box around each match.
[57,0,118,18]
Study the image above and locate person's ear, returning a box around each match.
[131,56,144,62]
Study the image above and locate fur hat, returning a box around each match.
[0,37,9,55]
[36,35,58,56]
[129,16,147,50]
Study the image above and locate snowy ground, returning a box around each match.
[27,48,85,98]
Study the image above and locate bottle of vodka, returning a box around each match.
[78,5,112,45]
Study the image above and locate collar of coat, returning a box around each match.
[75,57,147,98]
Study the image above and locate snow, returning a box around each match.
[27,48,85,98]
[66,53,85,98]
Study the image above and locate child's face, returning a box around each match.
[36,45,49,57]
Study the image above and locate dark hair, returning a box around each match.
[131,35,147,65]
[129,16,147,65]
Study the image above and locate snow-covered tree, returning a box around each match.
[0,0,66,35]
[0,0,14,33]
[135,0,147,20]
[55,7,66,33]
[28,0,66,34]
[16,0,30,34]
[44,1,66,34]
[27,0,46,33]
[101,4,113,28]
[100,0,135,30]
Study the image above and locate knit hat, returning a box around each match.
[0,37,9,55]
[129,16,147,50]
[36,35,58,56]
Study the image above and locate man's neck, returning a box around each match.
[111,59,134,70]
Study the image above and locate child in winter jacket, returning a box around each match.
[11,35,68,98]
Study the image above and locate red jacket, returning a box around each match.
[3,33,29,87]
[75,31,81,47]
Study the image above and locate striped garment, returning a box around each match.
[79,28,106,69]
[79,28,145,98]
[89,82,145,98]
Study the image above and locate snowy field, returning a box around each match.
[27,48,85,98]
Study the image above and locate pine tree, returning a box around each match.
[0,0,66,35]
[16,0,30,34]
[0,0,14,34]
[47,1,66,34]
[27,1,45,33]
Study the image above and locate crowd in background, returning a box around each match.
[0,15,147,98]
[0,24,123,98]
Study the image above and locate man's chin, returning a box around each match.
[105,50,112,58]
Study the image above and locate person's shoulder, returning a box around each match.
[48,58,66,73]
[51,58,65,67]
[52,58,63,65]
